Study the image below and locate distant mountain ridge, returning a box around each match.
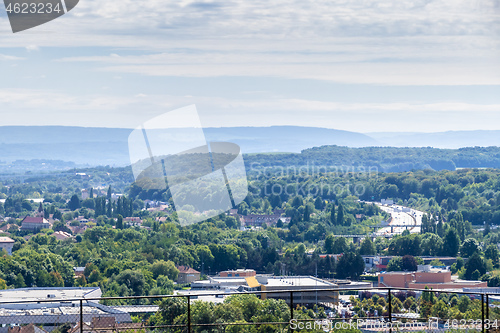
[0,126,499,169]
[0,125,377,166]
[204,126,377,153]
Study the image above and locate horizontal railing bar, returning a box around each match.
[64,317,436,331]
[0,286,497,306]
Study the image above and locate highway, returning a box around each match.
[373,203,423,236]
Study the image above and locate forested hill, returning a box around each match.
[245,146,500,172]
[2,125,500,173]
[3,126,500,170]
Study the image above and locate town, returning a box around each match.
[1,165,500,332]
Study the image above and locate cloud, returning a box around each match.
[0,89,138,111]
[0,0,499,132]
[55,0,500,37]
[1,0,498,46]
[25,45,39,52]
[0,0,497,85]
[0,54,24,60]
[54,37,500,85]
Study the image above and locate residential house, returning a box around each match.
[77,216,89,224]
[68,224,88,235]
[125,217,142,227]
[8,323,47,333]
[240,214,280,227]
[21,216,51,232]
[0,236,15,255]
[355,214,365,222]
[177,266,201,284]
[0,223,19,233]
[74,267,85,277]
[239,208,288,227]
[53,231,73,241]
[144,200,167,209]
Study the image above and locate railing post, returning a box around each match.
[388,288,392,332]
[482,293,485,333]
[486,294,490,321]
[187,296,191,333]
[79,299,83,333]
[290,291,294,332]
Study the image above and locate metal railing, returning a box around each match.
[1,286,499,332]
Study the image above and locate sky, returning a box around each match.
[0,0,499,133]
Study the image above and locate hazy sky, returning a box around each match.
[0,0,499,133]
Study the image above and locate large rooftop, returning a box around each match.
[0,305,107,317]
[0,288,131,326]
[0,237,14,243]
[265,276,335,288]
[21,217,48,224]
[0,287,101,303]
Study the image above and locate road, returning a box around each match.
[373,203,423,236]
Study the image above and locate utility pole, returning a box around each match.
[315,261,318,305]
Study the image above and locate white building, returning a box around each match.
[0,237,14,255]
[190,275,339,305]
[0,288,131,330]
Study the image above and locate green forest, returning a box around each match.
[2,151,500,331]
[1,161,500,288]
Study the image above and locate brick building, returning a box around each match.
[379,265,487,289]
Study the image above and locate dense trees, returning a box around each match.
[359,238,376,255]
[68,195,81,211]
[388,234,421,256]
[325,235,348,254]
[464,253,486,280]
[335,252,364,280]
[246,146,500,175]
[484,244,499,265]
[151,260,179,280]
[244,167,500,228]
[0,247,73,288]
[151,294,294,333]
[460,238,480,257]
[4,155,500,299]
[420,233,443,256]
[443,229,461,257]
[386,256,419,272]
[353,288,495,325]
[401,255,419,271]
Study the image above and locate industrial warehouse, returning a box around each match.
[0,288,131,332]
